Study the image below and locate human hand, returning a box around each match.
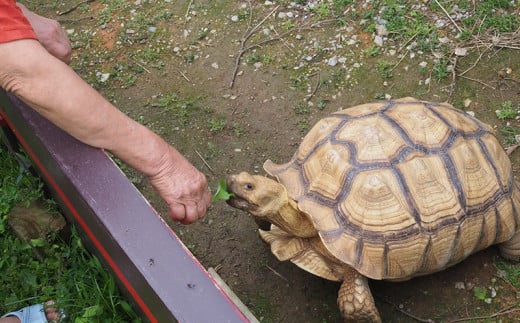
[17,3,72,64]
[148,147,211,224]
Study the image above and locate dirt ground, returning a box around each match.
[37,0,520,321]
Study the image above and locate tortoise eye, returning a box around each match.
[244,183,254,190]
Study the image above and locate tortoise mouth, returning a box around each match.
[226,195,256,212]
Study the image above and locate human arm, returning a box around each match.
[16,2,71,64]
[0,39,211,223]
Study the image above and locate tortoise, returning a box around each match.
[226,97,520,322]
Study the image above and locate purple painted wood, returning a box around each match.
[0,90,248,323]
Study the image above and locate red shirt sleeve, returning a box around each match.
[0,0,37,43]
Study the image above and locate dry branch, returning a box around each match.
[58,0,95,15]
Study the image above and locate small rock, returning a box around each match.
[96,72,110,83]
[454,282,465,290]
[376,24,388,36]
[465,111,475,117]
[454,47,468,56]
[231,15,239,22]
[327,56,338,66]
[463,98,472,108]
[374,35,383,46]
[211,62,219,69]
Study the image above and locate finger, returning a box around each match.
[169,203,186,223]
[197,200,208,219]
[181,203,199,224]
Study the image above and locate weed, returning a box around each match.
[208,118,226,132]
[233,123,244,137]
[494,257,520,289]
[311,3,331,18]
[318,100,328,111]
[294,102,310,115]
[376,60,394,79]
[500,126,519,145]
[363,46,381,57]
[297,119,310,131]
[184,53,196,63]
[290,74,308,91]
[154,92,202,126]
[495,101,518,120]
[282,19,295,29]
[248,295,274,321]
[433,58,450,80]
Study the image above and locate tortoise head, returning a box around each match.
[226,172,288,221]
[226,172,317,237]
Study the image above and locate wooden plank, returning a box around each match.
[0,90,251,323]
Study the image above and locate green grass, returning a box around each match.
[496,101,518,120]
[0,144,140,322]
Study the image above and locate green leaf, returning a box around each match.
[30,238,45,247]
[473,286,487,300]
[211,178,235,202]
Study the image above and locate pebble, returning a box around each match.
[327,56,338,66]
[374,35,383,46]
[454,47,468,56]
[454,282,465,290]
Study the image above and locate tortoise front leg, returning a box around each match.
[499,231,520,262]
[338,266,381,323]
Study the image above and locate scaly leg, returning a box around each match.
[499,232,520,262]
[338,266,381,323]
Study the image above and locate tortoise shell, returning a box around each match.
[264,97,520,281]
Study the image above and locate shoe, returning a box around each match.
[2,304,49,323]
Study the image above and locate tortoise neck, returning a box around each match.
[272,199,317,238]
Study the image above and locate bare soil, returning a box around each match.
[46,1,520,321]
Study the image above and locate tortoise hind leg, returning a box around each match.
[499,232,520,262]
[338,266,381,323]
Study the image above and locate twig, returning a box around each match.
[58,0,95,15]
[446,57,457,102]
[195,149,215,175]
[184,0,193,26]
[458,74,496,90]
[377,296,435,322]
[305,71,321,102]
[433,0,462,33]
[457,45,489,76]
[447,305,520,323]
[131,59,151,74]
[504,77,520,84]
[265,264,288,282]
[391,50,409,72]
[177,69,191,82]
[229,3,280,88]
